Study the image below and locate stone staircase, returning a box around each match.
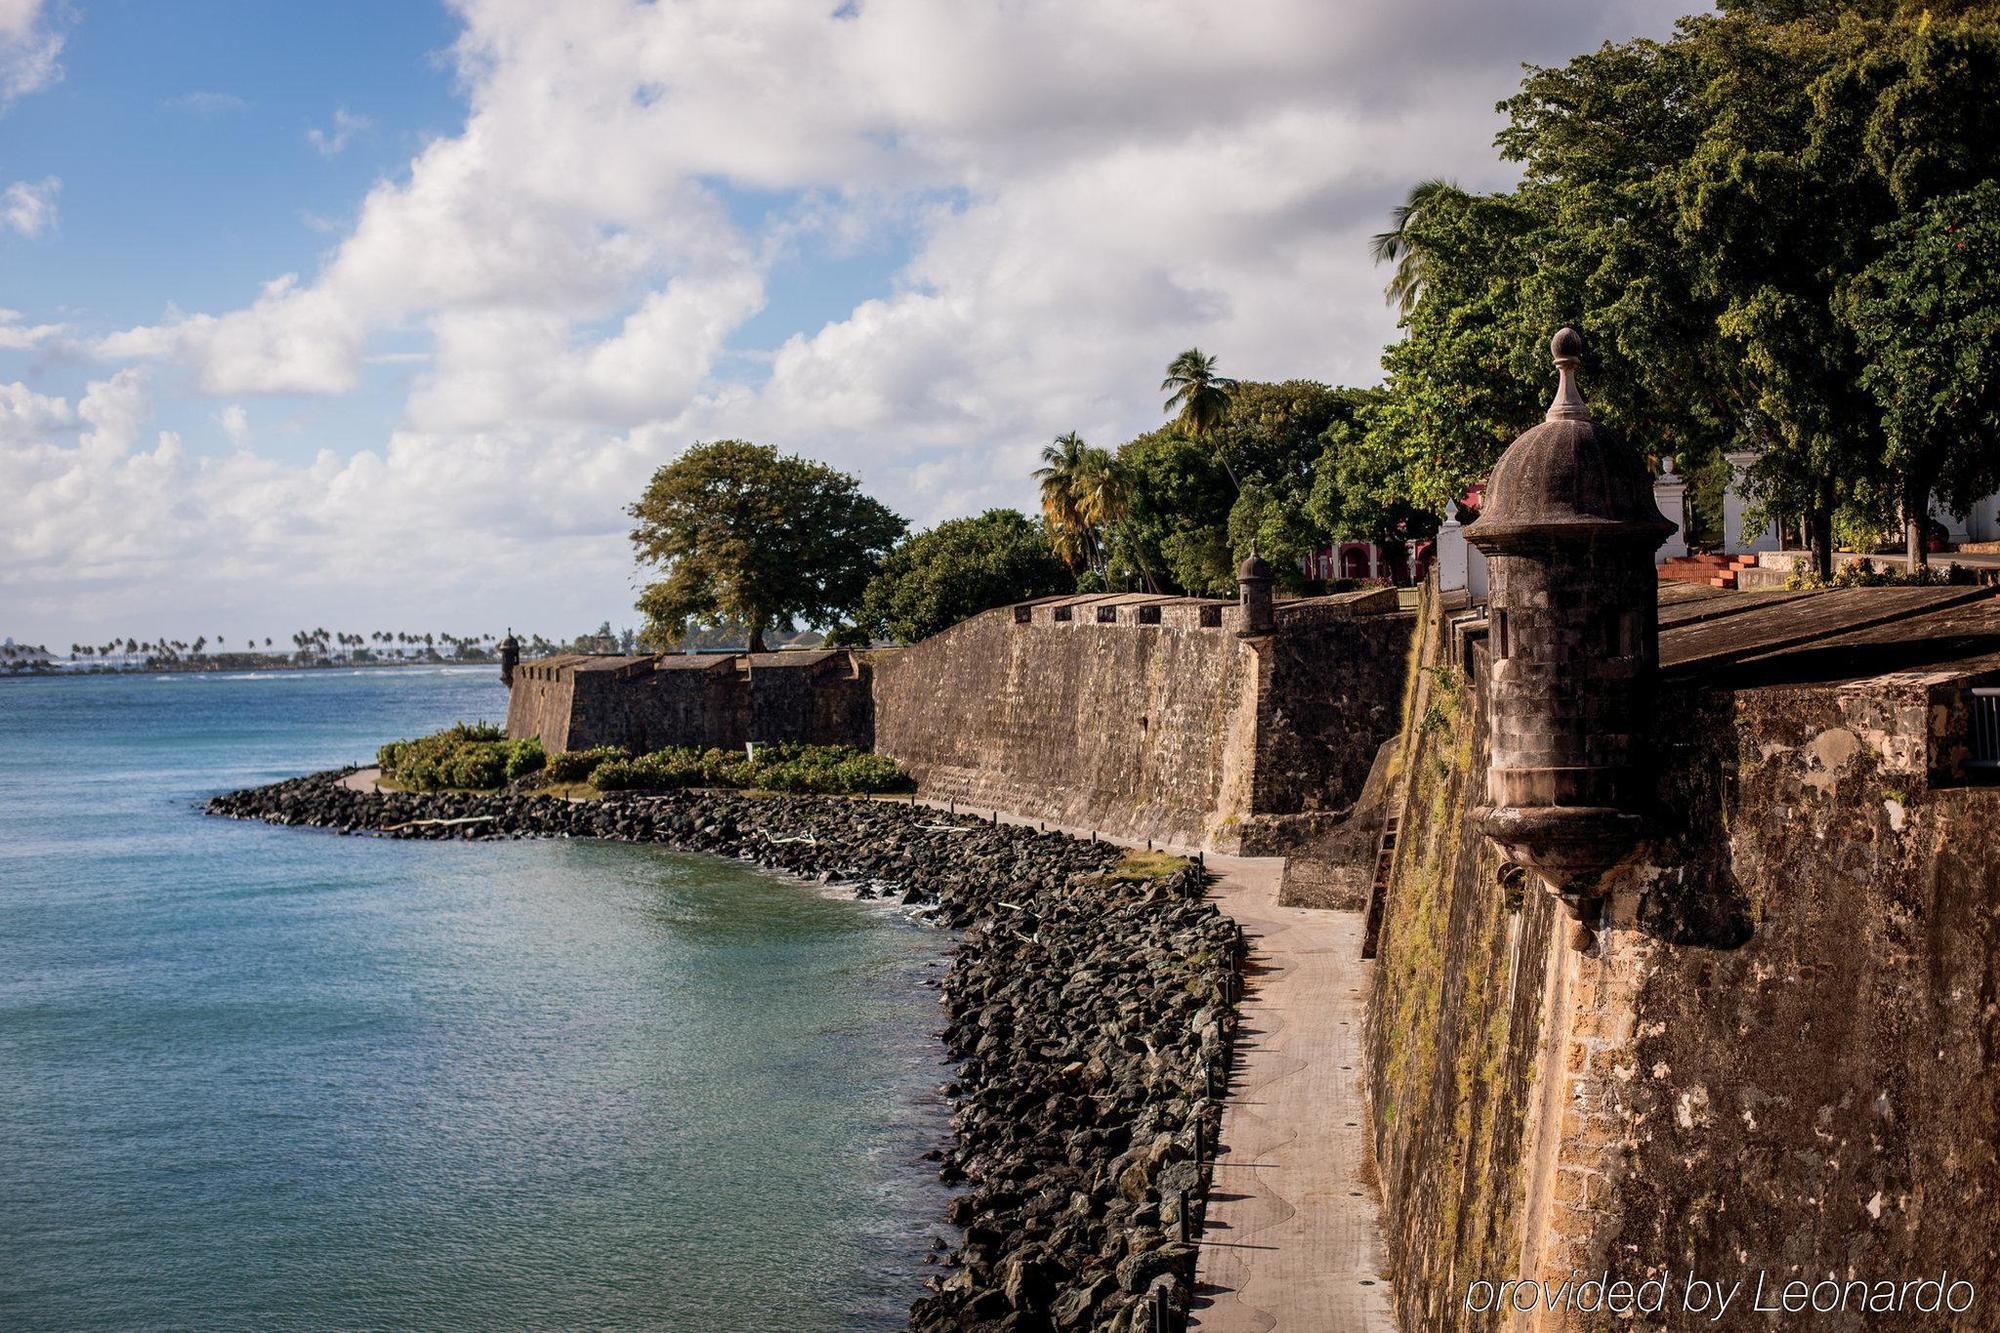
[1659,553,1761,589]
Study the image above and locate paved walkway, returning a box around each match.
[1189,858,1394,1332]
[901,798,1395,1332]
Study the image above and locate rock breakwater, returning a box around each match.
[208,773,1239,1331]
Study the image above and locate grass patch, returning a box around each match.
[1110,849,1195,882]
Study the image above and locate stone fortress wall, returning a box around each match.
[1370,579,2000,1332]
[871,588,1412,848]
[505,648,873,755]
[503,587,1414,850]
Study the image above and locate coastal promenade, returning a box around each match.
[1187,856,1393,1332]
[902,798,1394,1332]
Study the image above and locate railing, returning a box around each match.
[1971,688,2000,770]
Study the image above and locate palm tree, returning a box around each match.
[1035,432,1101,572]
[1369,178,1465,314]
[1161,348,1241,488]
[1075,450,1161,593]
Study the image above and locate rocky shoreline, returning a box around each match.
[208,773,1239,1331]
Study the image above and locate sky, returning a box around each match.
[1,0,1698,647]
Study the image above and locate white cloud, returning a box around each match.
[217,403,249,446]
[0,378,71,442]
[306,105,372,156]
[0,0,64,109]
[23,0,1695,641]
[2,175,58,236]
[0,306,62,348]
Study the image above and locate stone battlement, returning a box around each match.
[501,586,1414,849]
[505,647,874,754]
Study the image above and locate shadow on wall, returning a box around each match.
[1635,686,1756,950]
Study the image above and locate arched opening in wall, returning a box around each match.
[1341,544,1372,580]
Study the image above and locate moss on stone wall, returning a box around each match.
[1367,586,1555,1332]
[1368,583,2000,1330]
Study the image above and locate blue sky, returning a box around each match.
[2,0,912,473]
[1,0,1694,646]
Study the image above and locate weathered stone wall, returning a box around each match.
[1254,608,1415,819]
[505,652,875,755]
[1369,587,2000,1330]
[1577,680,2000,1326]
[504,660,577,748]
[870,606,1252,847]
[1368,588,1555,1332]
[870,599,1412,849]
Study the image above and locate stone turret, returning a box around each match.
[1237,547,1274,636]
[499,629,520,688]
[1466,328,1673,943]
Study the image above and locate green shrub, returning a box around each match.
[591,749,708,791]
[588,742,912,794]
[1788,558,1961,591]
[376,723,544,791]
[545,745,628,782]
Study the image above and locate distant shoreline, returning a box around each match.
[0,659,500,680]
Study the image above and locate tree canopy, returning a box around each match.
[858,509,1075,644]
[628,440,906,653]
[1102,379,1367,594]
[1331,3,2000,571]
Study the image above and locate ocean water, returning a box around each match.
[0,668,952,1332]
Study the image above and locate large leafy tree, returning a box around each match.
[1110,379,1363,593]
[1333,187,1546,526]
[628,440,906,653]
[1355,3,2000,576]
[857,509,1074,644]
[1844,179,2000,564]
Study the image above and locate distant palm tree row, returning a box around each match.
[38,628,639,672]
[1034,347,1239,593]
[56,629,522,669]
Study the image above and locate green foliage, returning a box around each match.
[858,509,1073,643]
[1786,555,1966,588]
[629,440,906,653]
[1347,7,2000,574]
[1339,189,1545,524]
[378,724,545,791]
[1034,432,1105,574]
[1111,427,1236,594]
[1844,179,2000,533]
[1112,380,1368,593]
[1161,348,1240,443]
[589,743,912,794]
[544,745,629,783]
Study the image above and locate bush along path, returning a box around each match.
[208,773,1242,1332]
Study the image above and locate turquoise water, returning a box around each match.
[0,669,951,1331]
